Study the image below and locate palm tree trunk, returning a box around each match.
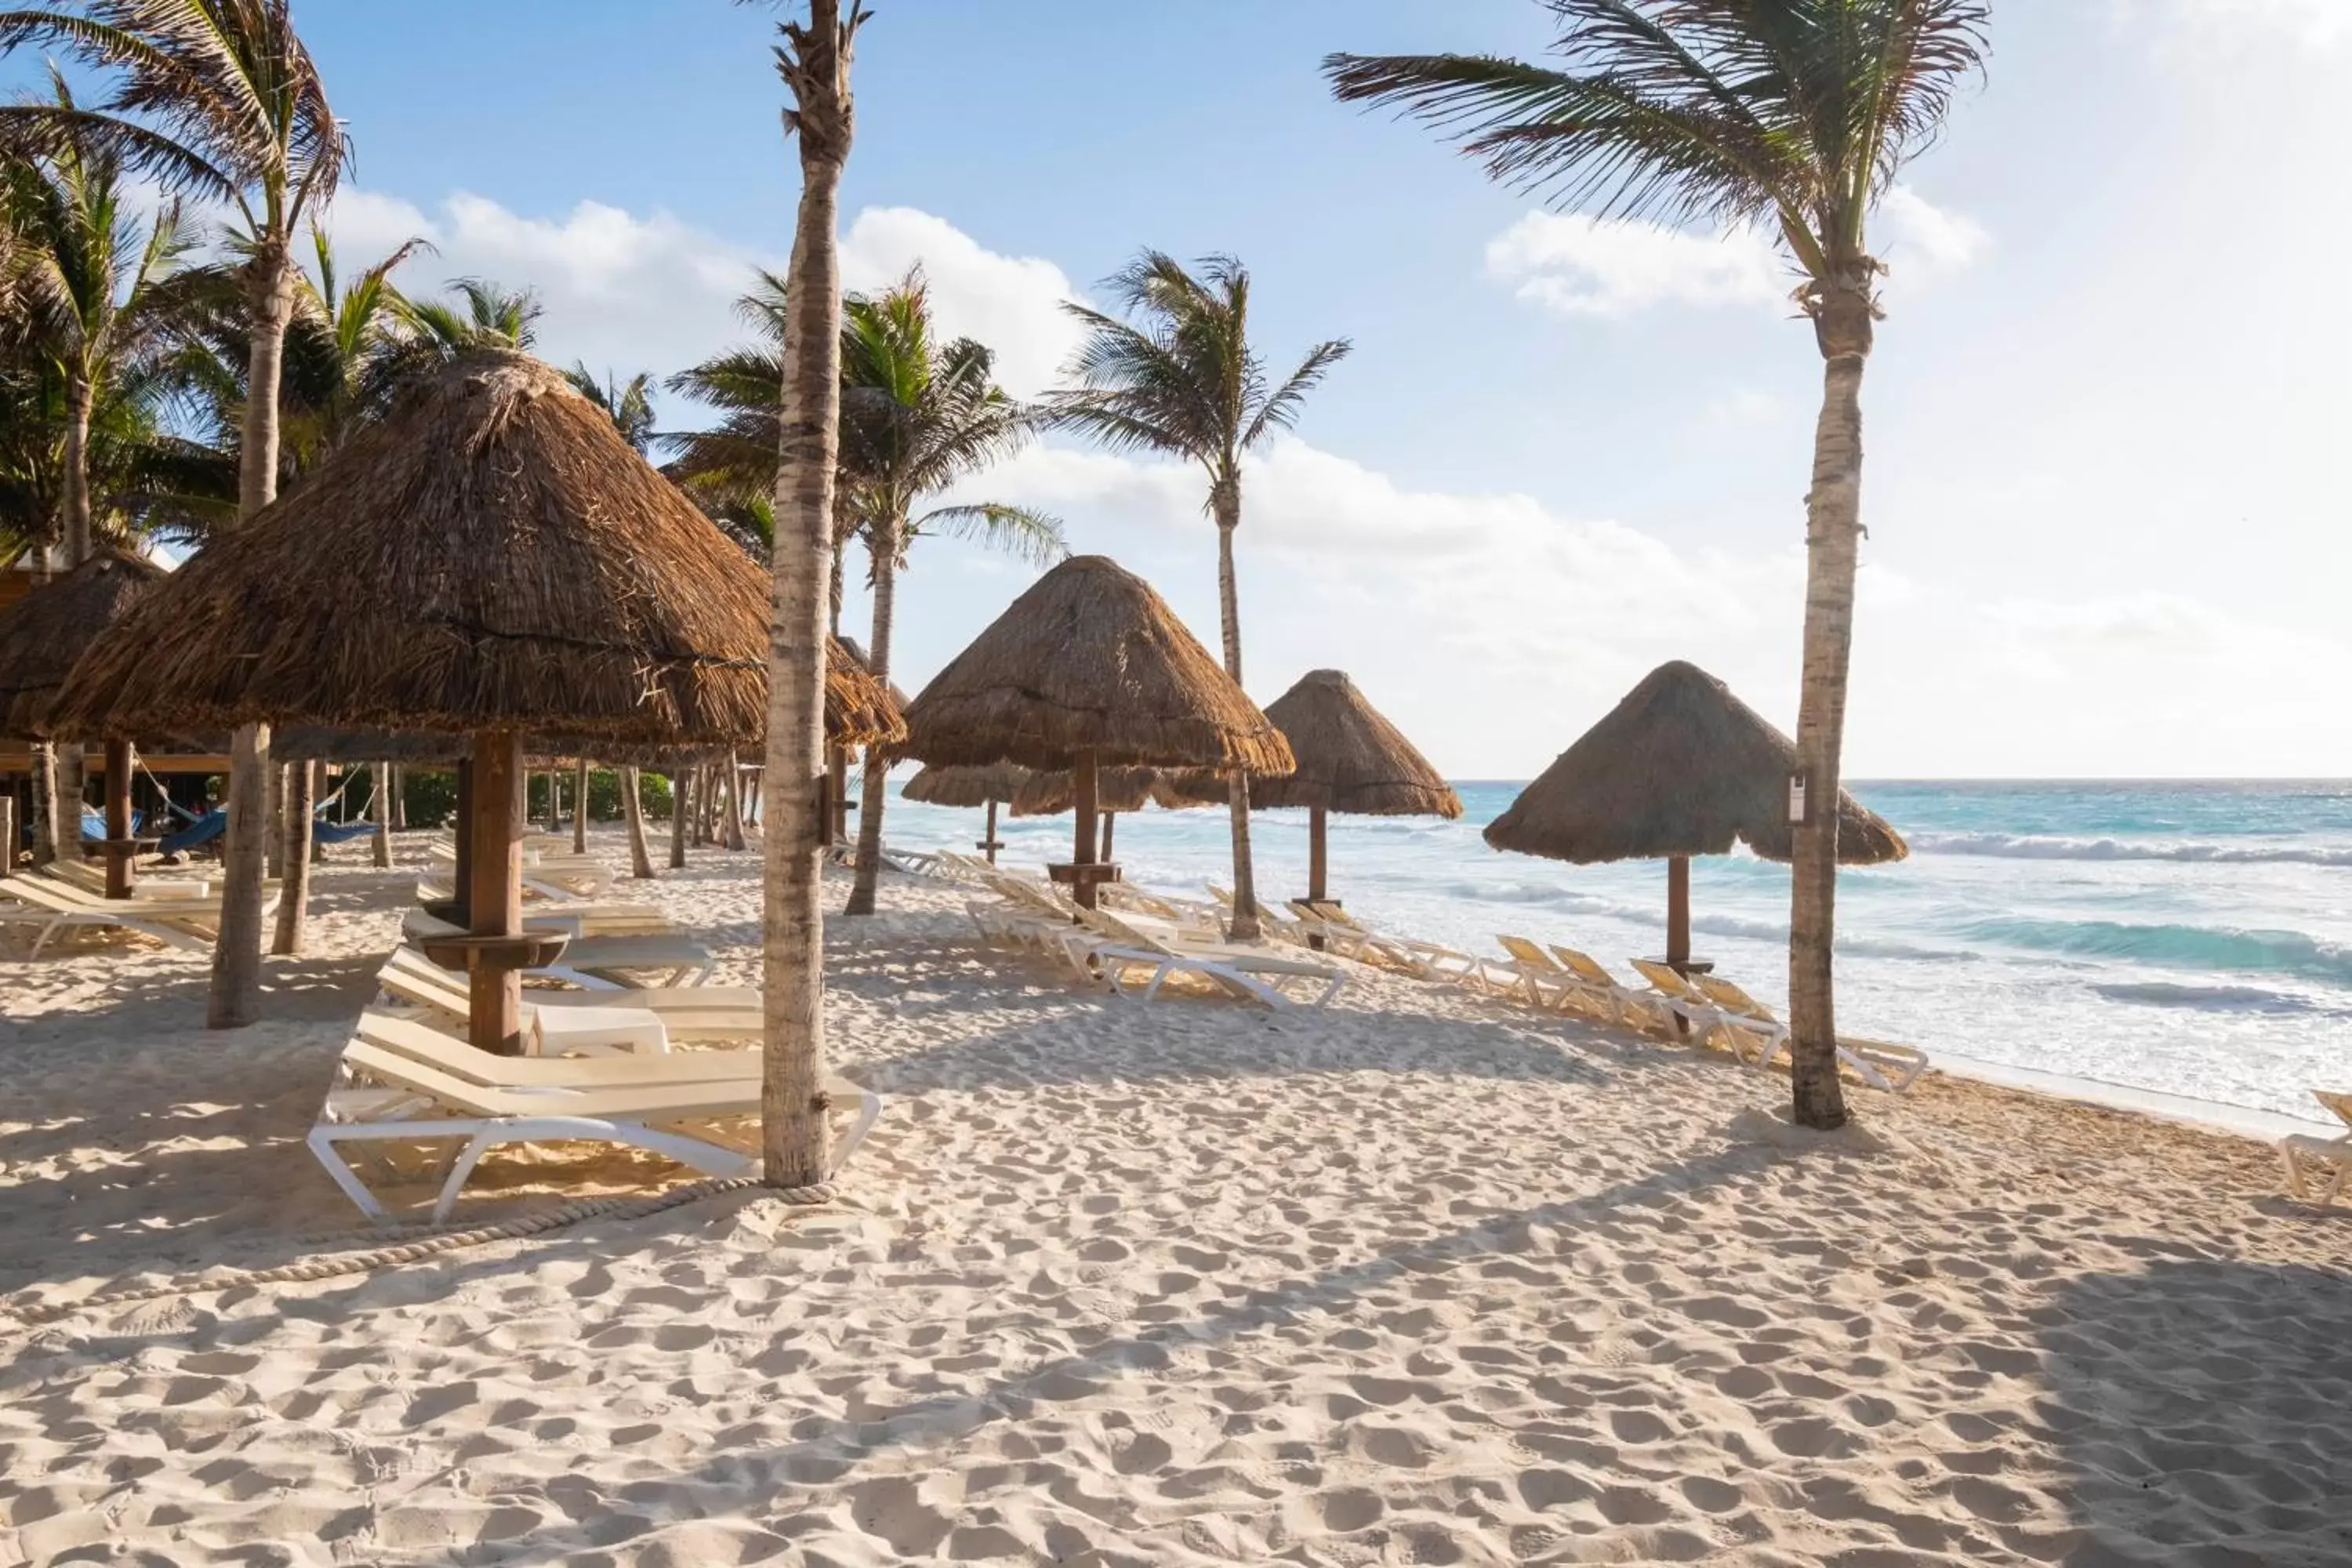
[1211,486,1263,942]
[845,523,898,916]
[271,757,314,955]
[211,245,294,1029]
[572,758,590,853]
[668,765,688,868]
[390,766,406,830]
[30,745,57,865]
[827,747,849,844]
[1787,285,1873,1131]
[50,746,83,866]
[370,760,393,867]
[61,374,93,566]
[724,750,747,851]
[263,762,285,880]
[622,764,655,877]
[764,0,860,1189]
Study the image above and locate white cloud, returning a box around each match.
[1878,186,1991,279]
[1485,185,1986,321]
[2132,0,2352,45]
[1485,212,1785,318]
[315,192,1088,403]
[839,208,1084,398]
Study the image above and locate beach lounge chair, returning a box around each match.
[1545,946,1677,1033]
[310,1009,880,1222]
[1290,902,1494,985]
[402,909,717,989]
[1627,960,1749,1049]
[2278,1090,2352,1205]
[378,946,765,1051]
[1688,973,1929,1093]
[414,879,676,937]
[2,875,219,955]
[1074,905,1346,1009]
[1494,935,1612,1014]
[48,856,219,900]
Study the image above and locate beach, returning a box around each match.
[5,833,2350,1566]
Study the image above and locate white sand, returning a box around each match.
[4,829,2350,1566]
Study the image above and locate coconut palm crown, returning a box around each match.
[1326,0,1988,1130]
[1047,251,1349,938]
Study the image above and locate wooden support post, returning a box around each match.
[1100,810,1116,860]
[467,731,525,1056]
[981,798,1000,865]
[1667,855,1691,971]
[572,757,590,853]
[668,764,688,869]
[1308,804,1329,906]
[1072,749,1100,909]
[0,786,14,879]
[452,761,474,926]
[103,739,134,898]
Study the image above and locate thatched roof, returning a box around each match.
[836,634,913,713]
[0,548,163,738]
[1174,669,1459,817]
[1483,661,1906,866]
[51,352,902,750]
[897,555,1294,775]
[902,762,1029,808]
[1011,766,1193,816]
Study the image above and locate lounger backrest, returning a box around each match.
[1693,974,1774,1020]
[1497,935,1561,971]
[2315,1090,2352,1130]
[1312,903,1368,931]
[1548,947,1619,988]
[379,948,471,1014]
[1630,958,1700,999]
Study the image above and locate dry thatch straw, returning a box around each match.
[902,762,1030,808]
[835,633,913,713]
[898,555,1294,774]
[1483,661,1907,866]
[52,353,902,750]
[1011,766,1193,817]
[0,548,162,739]
[1169,668,1461,818]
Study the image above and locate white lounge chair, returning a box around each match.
[1075,906,1346,1010]
[377,946,764,1051]
[2280,1091,2352,1205]
[1545,946,1676,1034]
[1290,902,1494,985]
[1,874,256,956]
[1687,972,1928,1093]
[415,879,675,937]
[311,1009,880,1223]
[402,909,716,989]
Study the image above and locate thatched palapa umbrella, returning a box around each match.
[898,554,1292,907]
[1180,668,1461,908]
[0,547,165,894]
[1483,661,1906,970]
[902,762,1029,863]
[55,352,898,1052]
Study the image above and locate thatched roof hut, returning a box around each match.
[1483,661,1905,967]
[898,555,1287,902]
[898,555,1293,775]
[1243,670,1461,818]
[0,547,162,739]
[52,353,901,751]
[902,763,1029,809]
[1483,661,1904,866]
[1011,766,1185,817]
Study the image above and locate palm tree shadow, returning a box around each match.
[2032,1261,2352,1566]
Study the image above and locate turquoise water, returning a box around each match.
[881,778,2352,1120]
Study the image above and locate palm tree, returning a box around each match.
[5,71,192,567]
[564,363,656,454]
[761,0,867,1190]
[2,0,347,1029]
[1048,252,1350,941]
[666,270,866,630]
[839,270,1061,916]
[1326,0,1988,1129]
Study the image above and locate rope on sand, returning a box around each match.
[1,1177,837,1329]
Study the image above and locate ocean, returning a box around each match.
[879,778,2352,1123]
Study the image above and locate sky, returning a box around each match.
[15,0,2351,779]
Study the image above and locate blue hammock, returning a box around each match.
[312,817,378,844]
[79,807,146,840]
[158,808,227,855]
